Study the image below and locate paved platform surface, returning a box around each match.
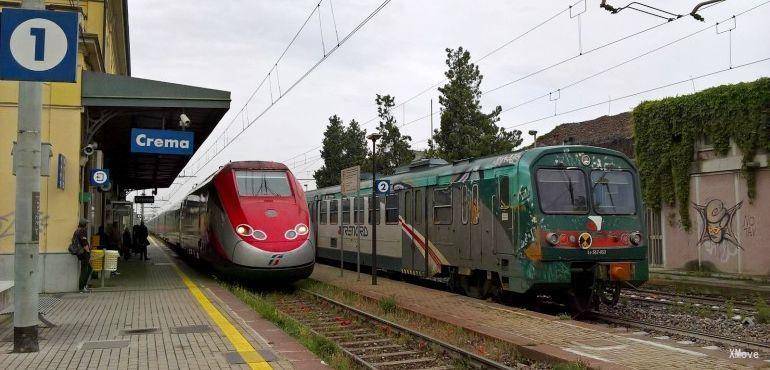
[312,264,768,369]
[0,240,324,369]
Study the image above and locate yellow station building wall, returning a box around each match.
[0,0,129,291]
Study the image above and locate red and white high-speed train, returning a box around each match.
[149,161,314,281]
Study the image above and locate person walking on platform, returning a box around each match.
[72,219,92,293]
[136,221,150,261]
[121,227,133,261]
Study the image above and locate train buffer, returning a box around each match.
[0,242,325,369]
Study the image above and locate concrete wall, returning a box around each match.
[661,146,770,276]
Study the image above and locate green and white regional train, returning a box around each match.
[306,145,648,310]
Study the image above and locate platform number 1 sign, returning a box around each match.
[0,8,79,82]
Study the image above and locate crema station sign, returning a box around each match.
[130,128,194,155]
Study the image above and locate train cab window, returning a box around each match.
[354,197,365,224]
[433,188,452,224]
[235,170,293,196]
[320,201,328,224]
[385,194,399,224]
[342,198,351,225]
[591,170,636,215]
[536,169,588,214]
[368,196,381,225]
[330,200,339,224]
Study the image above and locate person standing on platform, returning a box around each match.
[72,219,92,293]
[136,221,150,261]
[132,223,141,254]
[121,227,133,261]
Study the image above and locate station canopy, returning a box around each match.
[82,71,231,190]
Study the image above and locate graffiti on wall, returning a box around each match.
[0,212,51,242]
[742,214,757,238]
[692,199,742,262]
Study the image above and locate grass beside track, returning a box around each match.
[227,284,359,370]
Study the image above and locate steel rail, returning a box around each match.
[300,288,513,370]
[589,311,770,354]
[623,289,759,312]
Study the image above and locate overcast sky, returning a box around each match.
[128,0,770,209]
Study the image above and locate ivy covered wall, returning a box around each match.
[632,78,770,230]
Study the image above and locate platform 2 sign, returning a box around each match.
[0,9,79,82]
[131,128,195,155]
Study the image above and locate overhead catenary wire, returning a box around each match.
[292,2,768,180]
[281,0,584,164]
[282,0,727,166]
[165,0,393,206]
[502,55,770,130]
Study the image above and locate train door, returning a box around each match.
[494,175,515,255]
[468,182,482,260]
[401,189,415,272]
[458,185,471,260]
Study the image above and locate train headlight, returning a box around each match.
[546,232,559,245]
[253,230,267,241]
[295,223,309,235]
[235,224,253,237]
[630,231,642,246]
[285,229,298,240]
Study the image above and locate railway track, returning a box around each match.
[273,289,512,370]
[589,311,770,354]
[620,288,762,314]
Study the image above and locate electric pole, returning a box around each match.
[13,0,44,354]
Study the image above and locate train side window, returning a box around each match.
[368,196,381,225]
[320,201,328,224]
[461,186,469,225]
[330,199,339,224]
[414,189,423,225]
[499,176,510,209]
[471,185,480,225]
[385,194,399,224]
[433,188,452,225]
[342,198,351,225]
[354,197,365,225]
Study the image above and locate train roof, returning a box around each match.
[307,145,631,197]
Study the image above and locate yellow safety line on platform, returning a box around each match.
[162,240,272,370]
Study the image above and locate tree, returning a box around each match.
[373,94,414,174]
[429,47,522,161]
[314,115,368,188]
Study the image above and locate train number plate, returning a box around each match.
[587,249,607,255]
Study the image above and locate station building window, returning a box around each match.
[385,194,399,224]
[433,188,452,224]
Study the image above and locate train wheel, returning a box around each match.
[599,282,621,306]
